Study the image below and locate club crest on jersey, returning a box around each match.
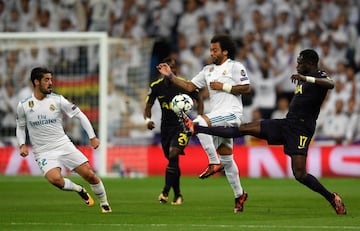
[222,70,227,75]
[49,104,55,111]
[210,67,214,72]
[71,105,77,110]
[241,70,246,76]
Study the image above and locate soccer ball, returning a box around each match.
[171,94,194,114]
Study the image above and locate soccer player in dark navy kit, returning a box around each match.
[183,49,347,215]
[144,57,203,205]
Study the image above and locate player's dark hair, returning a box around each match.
[162,57,177,74]
[300,49,319,66]
[162,57,176,66]
[30,67,52,87]
[210,34,236,59]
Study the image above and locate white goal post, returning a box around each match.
[0,32,157,177]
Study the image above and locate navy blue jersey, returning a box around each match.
[146,77,198,129]
[286,71,330,130]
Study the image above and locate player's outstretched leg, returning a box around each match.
[182,111,244,138]
[182,111,195,135]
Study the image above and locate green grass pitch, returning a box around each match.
[1,175,359,231]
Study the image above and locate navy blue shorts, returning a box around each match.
[160,126,189,158]
[260,118,314,156]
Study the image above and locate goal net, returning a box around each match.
[0,32,154,176]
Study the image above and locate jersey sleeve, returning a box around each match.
[60,95,81,118]
[191,67,207,89]
[74,111,96,139]
[16,102,26,146]
[145,84,157,105]
[233,62,250,85]
[16,102,26,127]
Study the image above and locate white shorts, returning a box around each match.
[34,143,89,175]
[196,111,242,149]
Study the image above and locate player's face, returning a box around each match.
[39,73,53,95]
[296,55,308,75]
[210,42,227,65]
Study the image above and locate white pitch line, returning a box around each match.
[7,223,360,230]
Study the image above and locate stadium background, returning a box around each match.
[0,0,359,177]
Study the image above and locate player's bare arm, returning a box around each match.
[144,103,155,130]
[157,63,197,92]
[291,74,334,89]
[195,89,205,115]
[209,82,251,95]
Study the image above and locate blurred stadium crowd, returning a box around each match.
[0,0,360,146]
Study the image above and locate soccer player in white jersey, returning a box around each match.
[16,67,111,213]
[157,34,251,213]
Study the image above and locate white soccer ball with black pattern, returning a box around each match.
[171,94,194,114]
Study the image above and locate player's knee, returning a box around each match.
[75,163,99,184]
[194,115,208,127]
[293,170,307,182]
[169,152,179,160]
[83,170,99,184]
[48,177,64,189]
[45,170,64,189]
[217,144,232,155]
[169,147,180,159]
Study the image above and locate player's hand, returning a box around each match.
[209,81,223,90]
[291,74,305,84]
[19,144,28,157]
[146,121,155,130]
[90,137,100,149]
[156,63,171,76]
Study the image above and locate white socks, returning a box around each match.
[90,180,109,205]
[62,178,109,206]
[195,116,220,164]
[220,154,243,198]
[62,178,82,192]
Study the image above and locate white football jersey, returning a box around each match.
[16,93,80,153]
[191,59,250,115]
